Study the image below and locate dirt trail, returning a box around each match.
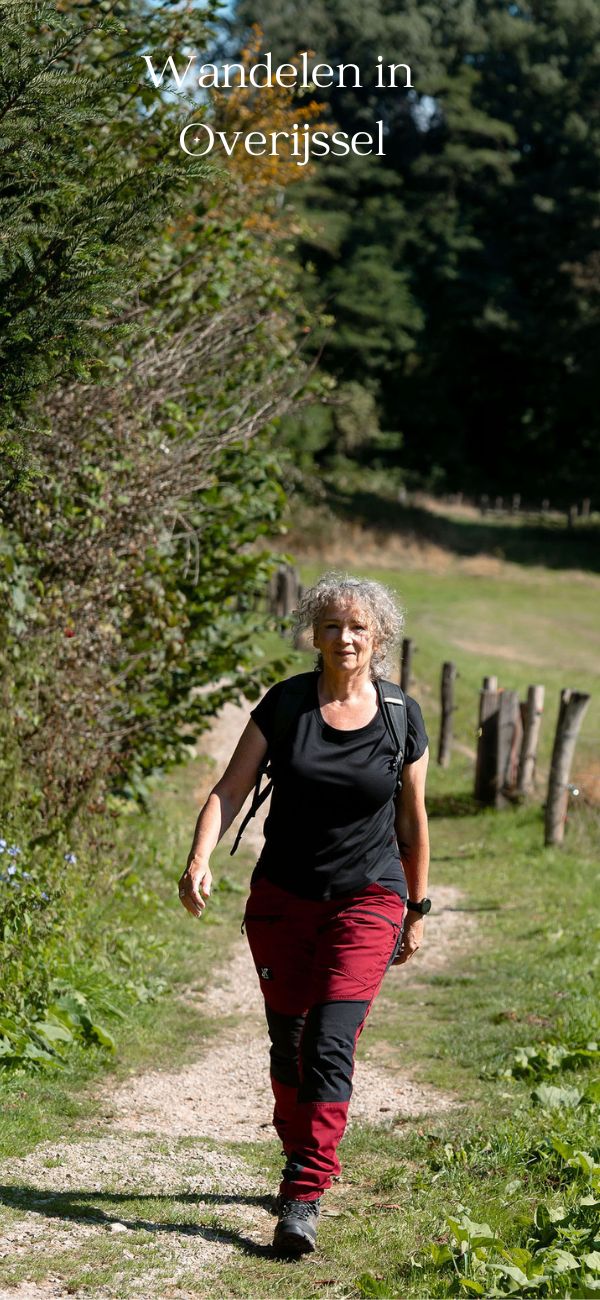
[0,700,471,1300]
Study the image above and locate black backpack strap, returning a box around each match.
[269,672,316,749]
[230,673,316,856]
[229,755,272,857]
[375,678,408,789]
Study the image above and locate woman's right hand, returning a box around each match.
[178,856,212,918]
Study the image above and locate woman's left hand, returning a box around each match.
[393,913,424,965]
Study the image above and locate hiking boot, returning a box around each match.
[273,1196,321,1256]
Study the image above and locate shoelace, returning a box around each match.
[279,1199,319,1220]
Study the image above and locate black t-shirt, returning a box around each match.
[250,673,428,900]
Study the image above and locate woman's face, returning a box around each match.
[313,601,377,675]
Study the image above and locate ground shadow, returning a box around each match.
[426,792,482,818]
[325,486,600,572]
[0,1184,275,1258]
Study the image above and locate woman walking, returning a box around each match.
[178,572,430,1256]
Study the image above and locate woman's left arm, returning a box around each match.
[393,747,430,965]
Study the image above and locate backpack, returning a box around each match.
[229,672,408,856]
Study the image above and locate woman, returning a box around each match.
[178,572,430,1257]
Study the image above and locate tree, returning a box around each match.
[0,0,225,491]
[232,0,600,501]
[0,2,320,833]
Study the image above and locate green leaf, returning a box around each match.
[568,1150,597,1175]
[447,1215,497,1247]
[0,1018,19,1039]
[355,1273,392,1297]
[87,1022,115,1050]
[583,1253,600,1273]
[33,1021,73,1044]
[429,1243,454,1267]
[489,1263,539,1287]
[551,1137,574,1160]
[22,1043,58,1062]
[542,1248,580,1272]
[458,1280,487,1294]
[532,1084,582,1109]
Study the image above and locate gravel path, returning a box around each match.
[0,698,471,1299]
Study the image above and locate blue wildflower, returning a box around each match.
[22,871,32,880]
[7,864,17,877]
[0,839,6,852]
[8,845,21,857]
[41,891,50,901]
[64,852,77,865]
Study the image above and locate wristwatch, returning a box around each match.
[406,897,432,915]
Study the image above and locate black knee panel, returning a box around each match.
[299,1000,369,1103]
[265,1005,305,1087]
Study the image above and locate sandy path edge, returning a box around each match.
[0,699,472,1300]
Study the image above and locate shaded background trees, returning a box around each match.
[233,0,600,501]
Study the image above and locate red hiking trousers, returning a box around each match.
[243,875,406,1202]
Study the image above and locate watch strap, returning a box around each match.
[406,898,431,915]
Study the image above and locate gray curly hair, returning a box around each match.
[292,571,405,679]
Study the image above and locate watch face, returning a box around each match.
[421,898,432,914]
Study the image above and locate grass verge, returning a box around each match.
[205,748,599,1299]
[1,533,598,1297]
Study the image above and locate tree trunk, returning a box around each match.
[517,685,545,796]
[544,690,591,846]
[437,661,457,767]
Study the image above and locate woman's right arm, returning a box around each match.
[178,718,268,918]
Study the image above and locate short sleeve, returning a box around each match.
[404,696,429,764]
[250,680,287,742]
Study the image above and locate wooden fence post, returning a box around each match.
[275,564,288,616]
[400,637,413,693]
[284,564,299,615]
[267,563,299,617]
[567,505,578,529]
[437,661,457,767]
[581,498,591,519]
[517,685,545,796]
[496,690,521,807]
[544,690,591,846]
[474,677,499,802]
[266,568,278,614]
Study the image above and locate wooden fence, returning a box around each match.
[266,577,591,849]
[401,637,590,848]
[445,492,594,526]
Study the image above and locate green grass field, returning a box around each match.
[297,556,599,786]
[1,522,598,1298]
